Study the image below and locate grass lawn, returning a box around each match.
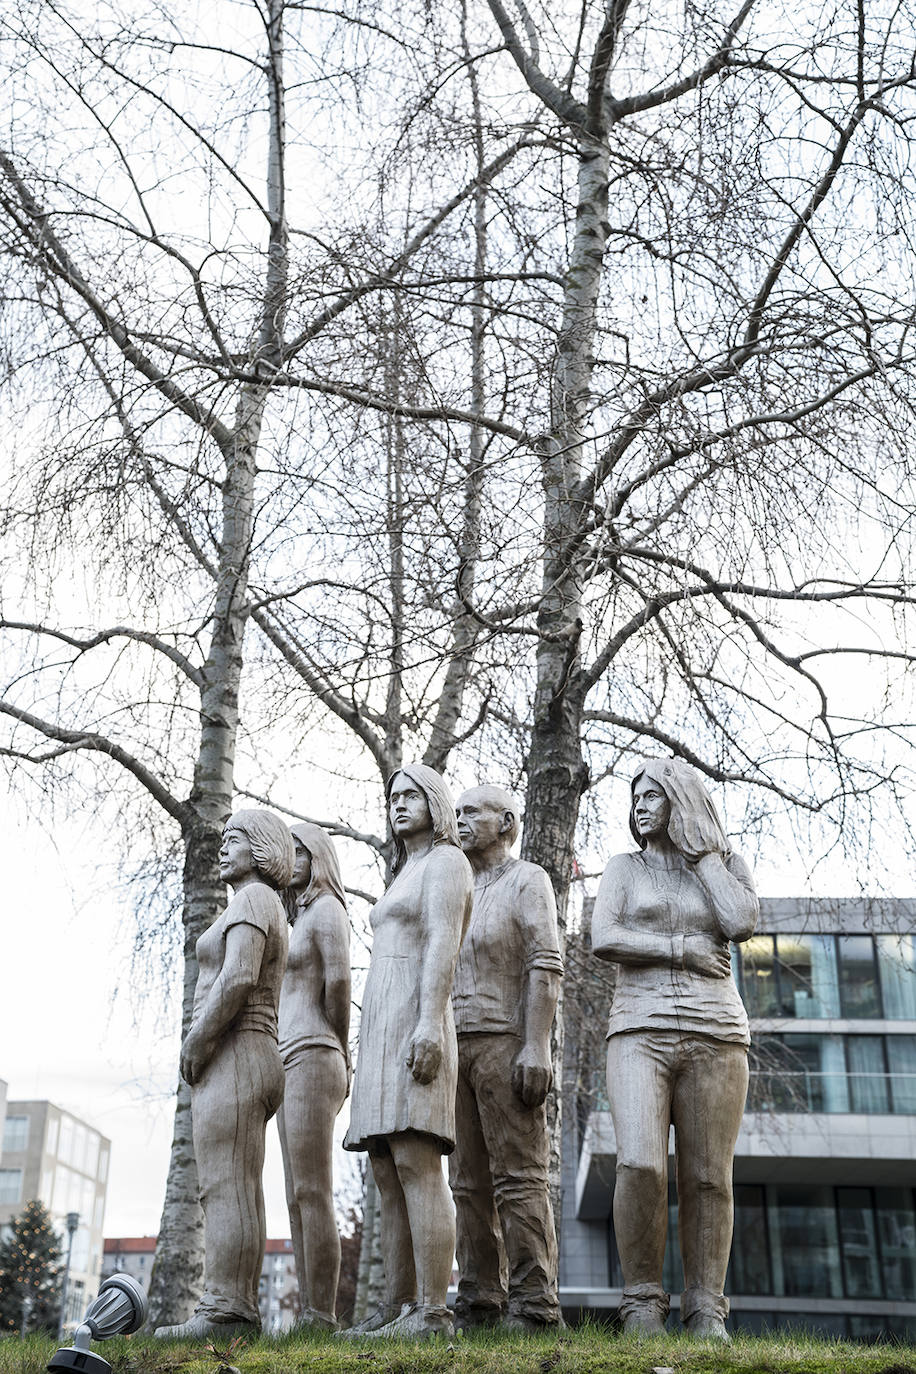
[3,1326,916,1374]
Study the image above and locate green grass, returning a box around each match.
[3,1325,916,1374]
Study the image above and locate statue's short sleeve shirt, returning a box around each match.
[452,859,564,1036]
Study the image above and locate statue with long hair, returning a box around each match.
[343,763,473,1339]
[155,808,294,1339]
[591,759,758,1340]
[277,822,351,1330]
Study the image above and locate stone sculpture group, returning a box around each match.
[155,757,757,1343]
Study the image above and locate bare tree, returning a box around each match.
[4,0,916,1316]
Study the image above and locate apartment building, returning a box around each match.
[0,1099,110,1324]
[102,1236,299,1332]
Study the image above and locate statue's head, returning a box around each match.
[455,784,520,853]
[385,762,461,873]
[221,808,296,890]
[628,757,730,858]
[286,821,347,917]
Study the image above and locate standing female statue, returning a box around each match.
[154,808,294,1339]
[277,822,351,1331]
[591,759,758,1340]
[344,763,473,1338]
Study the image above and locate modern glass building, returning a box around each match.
[560,898,916,1338]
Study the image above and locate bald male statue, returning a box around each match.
[451,785,564,1331]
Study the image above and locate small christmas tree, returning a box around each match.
[0,1199,63,1334]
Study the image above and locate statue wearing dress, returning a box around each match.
[344,763,473,1339]
[591,759,758,1340]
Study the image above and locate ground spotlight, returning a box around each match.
[47,1273,148,1373]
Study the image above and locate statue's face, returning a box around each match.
[290,836,312,890]
[632,776,671,840]
[455,790,507,853]
[219,824,256,884]
[389,772,432,839]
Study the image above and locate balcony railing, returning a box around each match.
[747,1070,916,1114]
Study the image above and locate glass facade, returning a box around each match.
[736,931,916,1022]
[747,1033,916,1113]
[607,1184,916,1337]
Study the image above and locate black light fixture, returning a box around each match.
[47,1273,148,1373]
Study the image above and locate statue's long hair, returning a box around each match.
[283,822,347,922]
[386,762,461,874]
[629,758,731,859]
[226,808,296,890]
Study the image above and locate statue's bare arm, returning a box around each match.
[315,897,352,1064]
[181,921,266,1085]
[407,849,471,1084]
[513,869,562,1107]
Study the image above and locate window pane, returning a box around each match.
[2,1116,29,1153]
[0,1169,23,1205]
[739,936,780,1016]
[876,936,916,1019]
[876,1187,916,1301]
[728,1185,770,1293]
[838,936,881,1017]
[768,1185,843,1298]
[837,1188,881,1298]
[887,1036,916,1114]
[780,1034,849,1112]
[847,1036,888,1113]
[777,935,840,1018]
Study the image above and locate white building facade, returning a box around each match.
[0,1098,110,1324]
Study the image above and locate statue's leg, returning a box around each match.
[370,1144,418,1311]
[449,1038,506,1327]
[672,1036,748,1338]
[388,1131,455,1310]
[470,1033,560,1327]
[277,1102,307,1317]
[282,1047,348,1326]
[606,1032,672,1333]
[194,1033,283,1326]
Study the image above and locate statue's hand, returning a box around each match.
[179,1028,213,1086]
[406,1030,443,1084]
[511,1042,553,1107]
[683,932,732,978]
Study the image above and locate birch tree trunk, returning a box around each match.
[148,0,289,1322]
